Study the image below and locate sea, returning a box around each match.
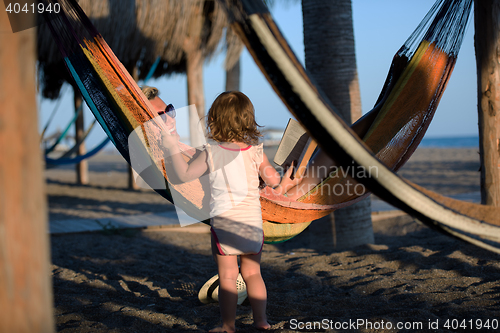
[100,135,480,155]
[419,135,479,148]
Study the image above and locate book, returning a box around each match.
[273,118,317,179]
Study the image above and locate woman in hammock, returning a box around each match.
[140,85,178,137]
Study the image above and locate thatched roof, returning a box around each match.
[37,0,243,99]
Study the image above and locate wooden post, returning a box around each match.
[0,11,55,333]
[128,67,140,190]
[74,91,89,184]
[475,0,500,205]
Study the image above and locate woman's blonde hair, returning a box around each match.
[140,85,159,100]
[207,91,262,145]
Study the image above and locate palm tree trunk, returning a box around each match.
[186,47,206,147]
[224,25,242,92]
[0,14,54,333]
[225,58,240,91]
[475,0,500,206]
[184,1,206,148]
[302,0,373,250]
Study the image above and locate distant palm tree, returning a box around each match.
[302,0,374,249]
[223,0,299,91]
[225,27,243,91]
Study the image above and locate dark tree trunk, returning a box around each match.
[302,0,373,250]
[225,58,241,91]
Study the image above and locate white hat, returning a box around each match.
[198,273,247,305]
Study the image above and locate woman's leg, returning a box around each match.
[240,253,270,330]
[210,235,239,333]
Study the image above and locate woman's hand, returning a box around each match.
[161,129,178,151]
[274,162,303,196]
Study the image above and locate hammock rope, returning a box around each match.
[45,136,110,165]
[44,103,83,155]
[45,120,111,167]
[142,56,161,84]
[40,84,69,141]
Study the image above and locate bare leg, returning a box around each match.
[210,237,239,333]
[240,253,270,330]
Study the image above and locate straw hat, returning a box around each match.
[198,273,247,305]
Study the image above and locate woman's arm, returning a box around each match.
[162,132,208,183]
[273,163,303,196]
[259,154,303,195]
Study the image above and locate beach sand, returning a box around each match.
[47,147,500,332]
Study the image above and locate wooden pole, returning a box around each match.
[475,0,500,205]
[0,12,55,333]
[74,91,89,185]
[128,67,139,190]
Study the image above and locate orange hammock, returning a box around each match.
[224,0,500,253]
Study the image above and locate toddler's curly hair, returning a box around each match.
[207,91,262,145]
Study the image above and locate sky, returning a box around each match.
[38,0,478,150]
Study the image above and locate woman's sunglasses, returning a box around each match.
[158,104,176,120]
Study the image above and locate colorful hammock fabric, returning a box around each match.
[42,0,500,252]
[222,0,500,253]
[41,0,173,200]
[43,103,83,155]
[221,0,475,241]
[45,135,110,166]
[44,53,161,167]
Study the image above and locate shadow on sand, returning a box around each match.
[51,213,500,332]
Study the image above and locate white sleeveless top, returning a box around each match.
[205,143,264,255]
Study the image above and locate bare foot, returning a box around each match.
[209,325,236,333]
[254,321,271,330]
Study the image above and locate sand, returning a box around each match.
[47,147,500,332]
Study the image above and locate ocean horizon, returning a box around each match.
[98,135,481,155]
[419,135,479,148]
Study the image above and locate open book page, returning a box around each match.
[273,118,317,178]
[294,136,317,179]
